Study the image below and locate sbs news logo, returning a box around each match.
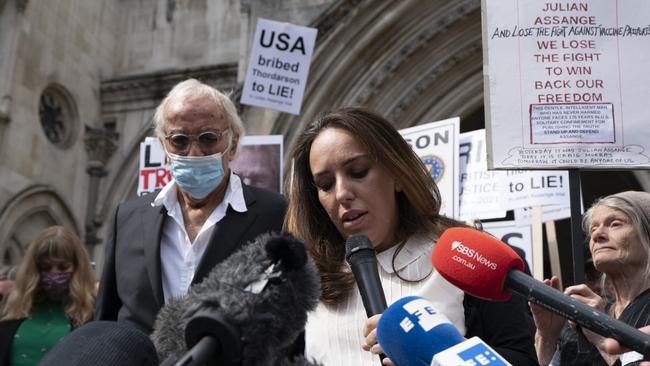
[450,241,498,271]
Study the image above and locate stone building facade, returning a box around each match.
[0,0,648,277]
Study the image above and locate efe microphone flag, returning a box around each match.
[377,296,511,366]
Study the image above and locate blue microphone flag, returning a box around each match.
[377,296,464,366]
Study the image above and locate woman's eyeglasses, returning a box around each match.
[164,128,231,153]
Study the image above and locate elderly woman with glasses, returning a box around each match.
[95,78,287,334]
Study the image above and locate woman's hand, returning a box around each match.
[362,314,395,366]
[529,276,566,364]
[563,284,607,346]
[530,277,566,339]
[564,282,621,365]
[602,325,650,366]
[563,283,606,312]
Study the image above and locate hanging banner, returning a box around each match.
[483,0,650,169]
[400,118,460,218]
[241,18,317,115]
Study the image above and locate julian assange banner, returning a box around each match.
[483,0,650,169]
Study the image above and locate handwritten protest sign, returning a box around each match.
[483,0,650,169]
[400,118,459,218]
[241,19,317,115]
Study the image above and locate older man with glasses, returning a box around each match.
[95,79,287,334]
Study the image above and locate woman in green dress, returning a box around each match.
[0,226,96,366]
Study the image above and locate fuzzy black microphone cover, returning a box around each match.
[151,233,321,366]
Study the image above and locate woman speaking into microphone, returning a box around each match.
[283,107,537,366]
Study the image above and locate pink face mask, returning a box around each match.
[40,272,73,300]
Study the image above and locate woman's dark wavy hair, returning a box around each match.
[283,107,461,305]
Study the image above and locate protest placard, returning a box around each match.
[459,129,506,220]
[400,118,459,218]
[137,135,284,196]
[498,170,570,210]
[483,221,534,274]
[459,129,570,219]
[230,135,283,194]
[241,18,317,115]
[138,137,171,196]
[514,205,572,226]
[483,0,650,169]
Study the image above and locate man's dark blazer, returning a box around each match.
[94,182,287,334]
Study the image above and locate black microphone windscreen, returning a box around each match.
[152,233,321,366]
[38,320,158,366]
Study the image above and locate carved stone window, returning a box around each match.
[38,84,78,149]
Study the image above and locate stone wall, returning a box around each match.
[0,0,336,264]
[0,0,122,263]
[0,0,647,273]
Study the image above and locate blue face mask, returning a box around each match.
[168,152,226,199]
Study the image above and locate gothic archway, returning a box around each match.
[0,185,79,265]
[270,0,483,145]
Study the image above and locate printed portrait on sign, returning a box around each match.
[231,143,282,194]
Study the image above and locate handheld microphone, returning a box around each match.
[432,227,650,359]
[376,296,511,366]
[345,234,387,317]
[345,234,388,365]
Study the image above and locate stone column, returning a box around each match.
[0,0,25,132]
[83,124,118,251]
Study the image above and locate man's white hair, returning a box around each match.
[153,78,245,153]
